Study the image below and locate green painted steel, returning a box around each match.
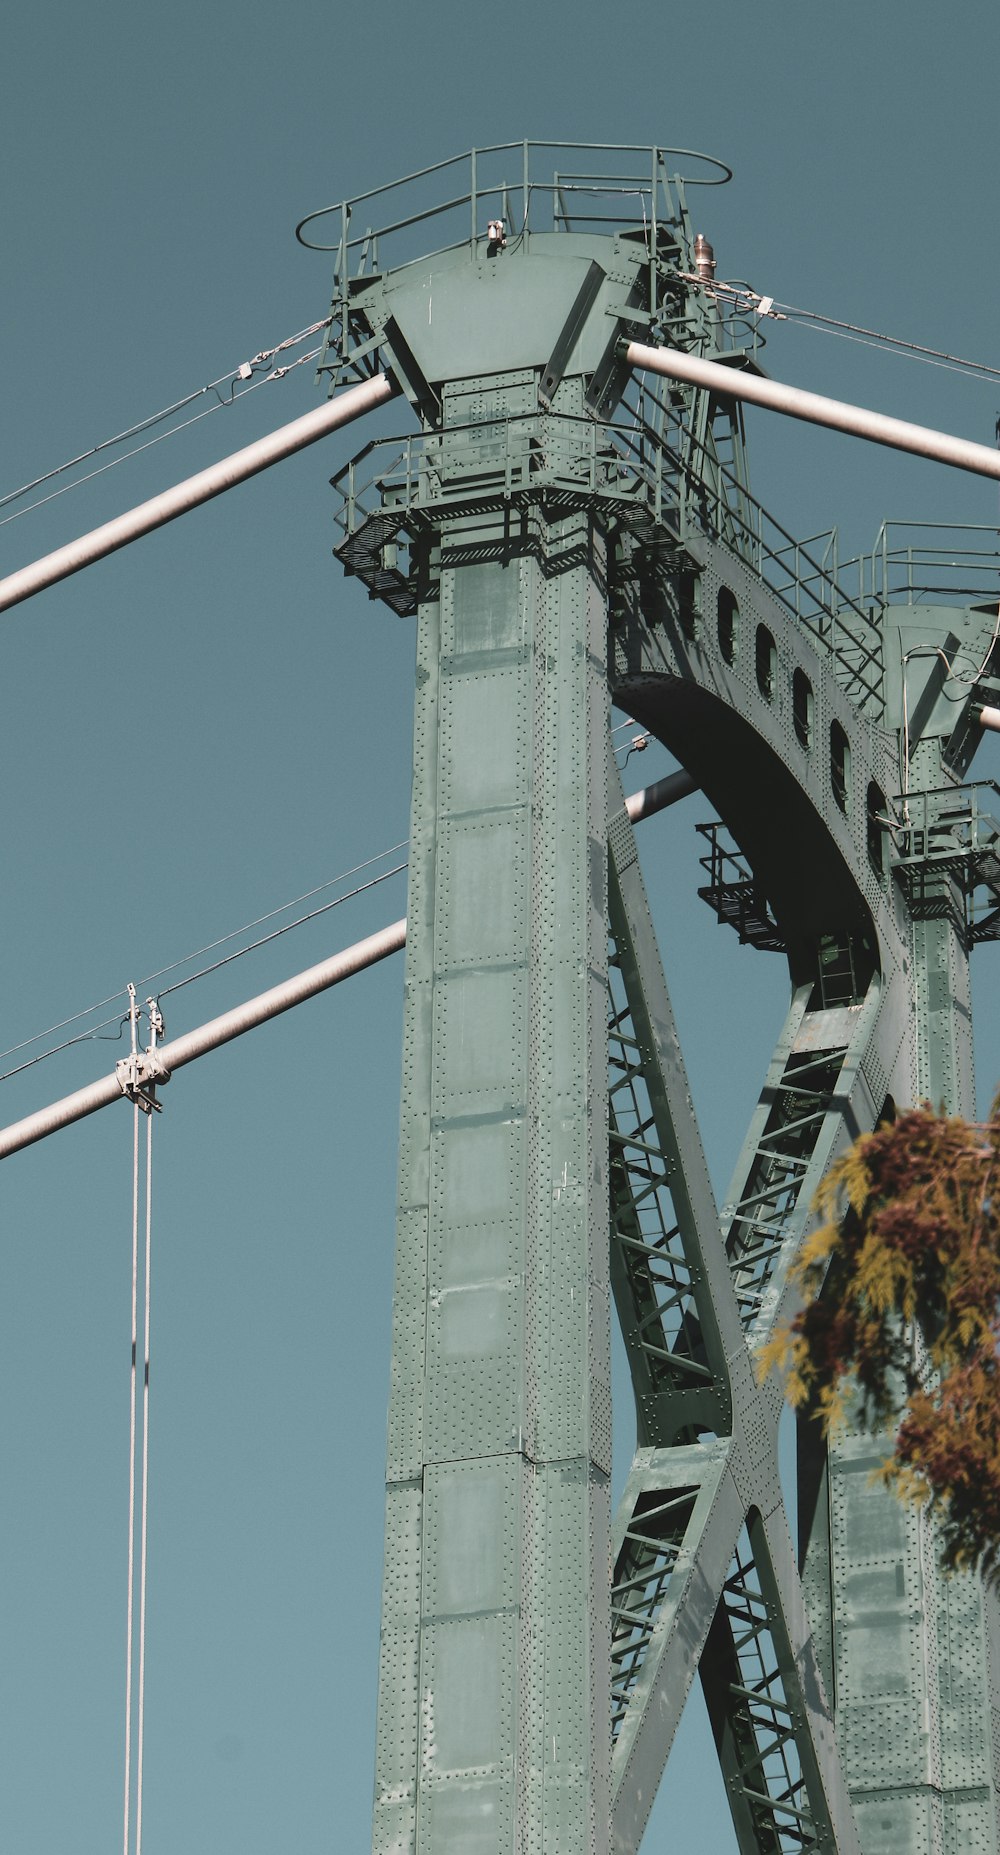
[307,144,1000,1854]
[606,771,860,1853]
[798,614,1000,1855]
[373,404,613,1850]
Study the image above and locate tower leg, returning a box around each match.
[372,488,612,1854]
[800,896,1000,1854]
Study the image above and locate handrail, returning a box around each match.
[296,141,730,266]
[889,779,1000,857]
[841,519,1000,605]
[331,391,884,711]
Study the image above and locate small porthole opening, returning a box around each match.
[831,720,851,814]
[793,668,813,749]
[678,569,699,642]
[718,587,738,665]
[755,624,776,701]
[867,782,887,877]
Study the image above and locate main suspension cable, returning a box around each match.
[0,842,408,1081]
[154,862,407,1003]
[0,316,331,529]
[679,271,1000,388]
[0,726,664,1082]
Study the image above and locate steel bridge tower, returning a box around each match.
[294,144,1000,1855]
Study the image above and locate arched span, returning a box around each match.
[611,531,910,1011]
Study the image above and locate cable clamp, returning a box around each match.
[116,1048,171,1115]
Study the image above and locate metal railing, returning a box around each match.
[842,521,1000,606]
[888,780,1000,946]
[298,142,739,413]
[331,384,886,713]
[296,140,732,280]
[890,780,1000,862]
[647,396,885,712]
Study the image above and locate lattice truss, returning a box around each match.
[611,1486,695,1740]
[608,974,709,1401]
[706,1521,815,1853]
[726,1048,845,1332]
[606,791,870,1855]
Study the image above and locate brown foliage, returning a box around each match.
[760,1096,1000,1583]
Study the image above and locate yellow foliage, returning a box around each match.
[876,1456,928,1509]
[761,1097,1000,1581]
[756,1325,812,1407]
[839,1147,873,1213]
[794,1220,839,1282]
[853,1233,915,1320]
[756,1326,793,1383]
[816,1379,849,1435]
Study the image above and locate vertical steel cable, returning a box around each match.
[135,1101,153,1855]
[122,985,156,1855]
[122,987,140,1855]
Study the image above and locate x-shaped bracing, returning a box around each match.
[607,760,877,1854]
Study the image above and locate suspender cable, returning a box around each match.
[122,985,155,1855]
[0,372,397,615]
[622,339,1000,481]
[118,987,159,1855]
[123,989,140,1855]
[135,1094,153,1855]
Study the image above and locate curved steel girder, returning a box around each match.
[609,529,916,1345]
[610,530,909,1003]
[603,531,923,1853]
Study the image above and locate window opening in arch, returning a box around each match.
[679,569,698,642]
[718,586,738,665]
[755,624,776,701]
[831,720,851,813]
[867,782,887,878]
[792,668,813,749]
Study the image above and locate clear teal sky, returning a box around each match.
[2,3,1000,1849]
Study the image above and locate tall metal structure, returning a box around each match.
[4,139,1000,1854]
[294,143,1000,1855]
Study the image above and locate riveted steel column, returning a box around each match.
[371,391,611,1854]
[910,892,997,1855]
[811,760,1000,1854]
[822,950,997,1855]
